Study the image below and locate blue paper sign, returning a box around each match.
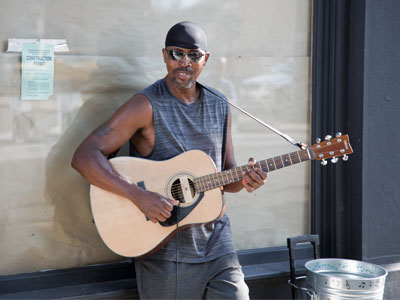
[21,43,54,100]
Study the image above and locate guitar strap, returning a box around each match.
[175,204,180,299]
[198,83,307,150]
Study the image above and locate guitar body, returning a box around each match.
[90,150,224,258]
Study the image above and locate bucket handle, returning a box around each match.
[287,235,320,299]
[288,276,317,299]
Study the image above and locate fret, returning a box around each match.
[232,167,239,181]
[222,170,229,184]
[201,179,206,191]
[205,174,212,190]
[212,174,217,188]
[206,175,212,190]
[213,174,220,189]
[289,152,299,164]
[193,178,199,192]
[274,156,284,169]
[198,176,204,191]
[228,169,236,183]
[288,152,295,164]
[227,169,234,183]
[201,177,206,190]
[195,178,202,192]
[300,149,309,161]
[298,150,305,161]
[230,171,235,183]
[218,173,225,186]
[221,171,229,185]
[239,168,243,180]
[294,151,301,163]
[198,177,206,192]
[236,168,242,180]
[215,173,221,187]
[282,154,291,167]
[296,150,302,162]
[204,175,210,189]
[228,171,234,184]
[236,166,242,180]
[260,159,269,172]
[265,159,270,170]
[231,168,239,182]
[288,153,293,165]
[194,177,200,191]
[266,158,275,171]
[197,177,206,193]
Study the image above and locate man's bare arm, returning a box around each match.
[71,94,178,222]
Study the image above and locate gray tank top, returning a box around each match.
[130,78,236,263]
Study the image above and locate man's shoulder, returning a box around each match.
[124,93,153,114]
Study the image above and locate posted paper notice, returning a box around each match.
[21,43,54,100]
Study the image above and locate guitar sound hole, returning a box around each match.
[171,178,196,203]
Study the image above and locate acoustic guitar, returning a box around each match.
[90,134,353,258]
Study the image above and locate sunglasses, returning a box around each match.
[167,49,205,63]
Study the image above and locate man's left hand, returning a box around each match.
[242,158,268,193]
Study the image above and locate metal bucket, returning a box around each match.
[304,258,388,300]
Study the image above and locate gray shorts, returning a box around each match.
[134,253,249,300]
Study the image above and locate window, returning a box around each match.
[0,0,312,275]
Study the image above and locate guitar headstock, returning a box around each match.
[311,133,353,165]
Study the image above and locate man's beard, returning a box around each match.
[172,67,194,89]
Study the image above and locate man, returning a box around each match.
[72,21,267,299]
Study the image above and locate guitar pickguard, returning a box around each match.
[159,192,205,227]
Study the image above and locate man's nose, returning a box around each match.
[179,54,191,66]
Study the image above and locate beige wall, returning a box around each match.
[0,0,311,275]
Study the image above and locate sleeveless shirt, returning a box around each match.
[130,78,236,263]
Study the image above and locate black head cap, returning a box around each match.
[165,21,207,51]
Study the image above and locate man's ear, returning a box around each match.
[203,52,210,66]
[162,48,168,63]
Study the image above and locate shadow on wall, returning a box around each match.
[44,86,137,263]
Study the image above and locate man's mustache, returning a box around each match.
[173,67,194,75]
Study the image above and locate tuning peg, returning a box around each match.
[325,135,332,141]
[331,157,339,163]
[336,132,342,137]
[316,137,321,143]
[342,154,349,161]
[321,159,328,166]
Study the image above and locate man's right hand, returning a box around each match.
[134,190,180,223]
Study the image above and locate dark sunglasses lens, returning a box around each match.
[187,52,204,62]
[170,50,185,61]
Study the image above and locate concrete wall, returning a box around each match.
[0,0,311,275]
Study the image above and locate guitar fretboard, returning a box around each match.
[193,148,312,193]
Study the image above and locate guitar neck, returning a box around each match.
[194,147,313,193]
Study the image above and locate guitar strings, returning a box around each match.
[191,150,310,191]
[170,150,307,197]
[168,164,251,197]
